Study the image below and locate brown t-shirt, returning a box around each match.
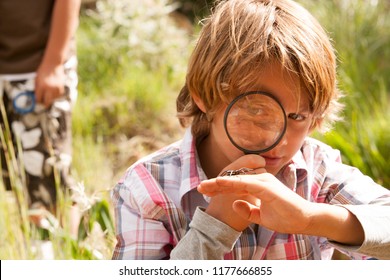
[0,0,74,74]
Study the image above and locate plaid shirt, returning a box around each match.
[112,128,390,260]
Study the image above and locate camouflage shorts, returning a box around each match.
[0,57,78,211]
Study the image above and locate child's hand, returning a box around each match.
[35,63,65,108]
[203,154,266,232]
[199,172,314,234]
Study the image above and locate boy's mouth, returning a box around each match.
[262,155,283,167]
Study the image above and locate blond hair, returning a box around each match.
[177,0,343,138]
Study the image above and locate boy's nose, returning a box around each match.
[275,131,288,148]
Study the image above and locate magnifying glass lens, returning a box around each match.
[224,92,286,154]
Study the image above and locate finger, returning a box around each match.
[233,200,262,224]
[34,81,43,104]
[197,178,232,196]
[42,91,50,108]
[197,177,249,196]
[44,91,56,108]
[252,167,267,175]
[217,175,267,195]
[198,174,273,197]
[44,86,63,107]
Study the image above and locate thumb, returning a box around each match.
[232,200,262,224]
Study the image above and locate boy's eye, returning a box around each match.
[288,113,306,121]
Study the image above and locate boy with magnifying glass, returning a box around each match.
[112,0,390,260]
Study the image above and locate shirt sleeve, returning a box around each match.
[330,204,390,260]
[170,207,241,260]
[325,163,390,259]
[111,166,174,260]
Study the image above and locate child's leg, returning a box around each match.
[1,57,79,237]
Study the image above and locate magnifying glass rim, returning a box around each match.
[223,90,287,154]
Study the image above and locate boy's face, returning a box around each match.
[204,62,314,175]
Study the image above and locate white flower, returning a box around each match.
[70,182,99,213]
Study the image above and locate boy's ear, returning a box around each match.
[192,93,207,113]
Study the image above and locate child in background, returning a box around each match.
[112,0,390,260]
[0,0,81,237]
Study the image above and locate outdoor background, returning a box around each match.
[1,0,389,259]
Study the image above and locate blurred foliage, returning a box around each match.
[299,0,390,187]
[175,0,214,21]
[75,0,189,143]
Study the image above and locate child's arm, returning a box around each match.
[112,164,182,260]
[170,207,241,259]
[35,0,81,107]
[198,174,365,245]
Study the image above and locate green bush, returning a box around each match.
[299,0,390,187]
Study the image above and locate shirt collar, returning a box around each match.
[291,148,309,183]
[277,148,308,191]
[179,128,208,200]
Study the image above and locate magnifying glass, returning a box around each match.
[223,91,287,154]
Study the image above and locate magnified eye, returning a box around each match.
[224,91,287,154]
[248,107,261,115]
[288,113,306,121]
